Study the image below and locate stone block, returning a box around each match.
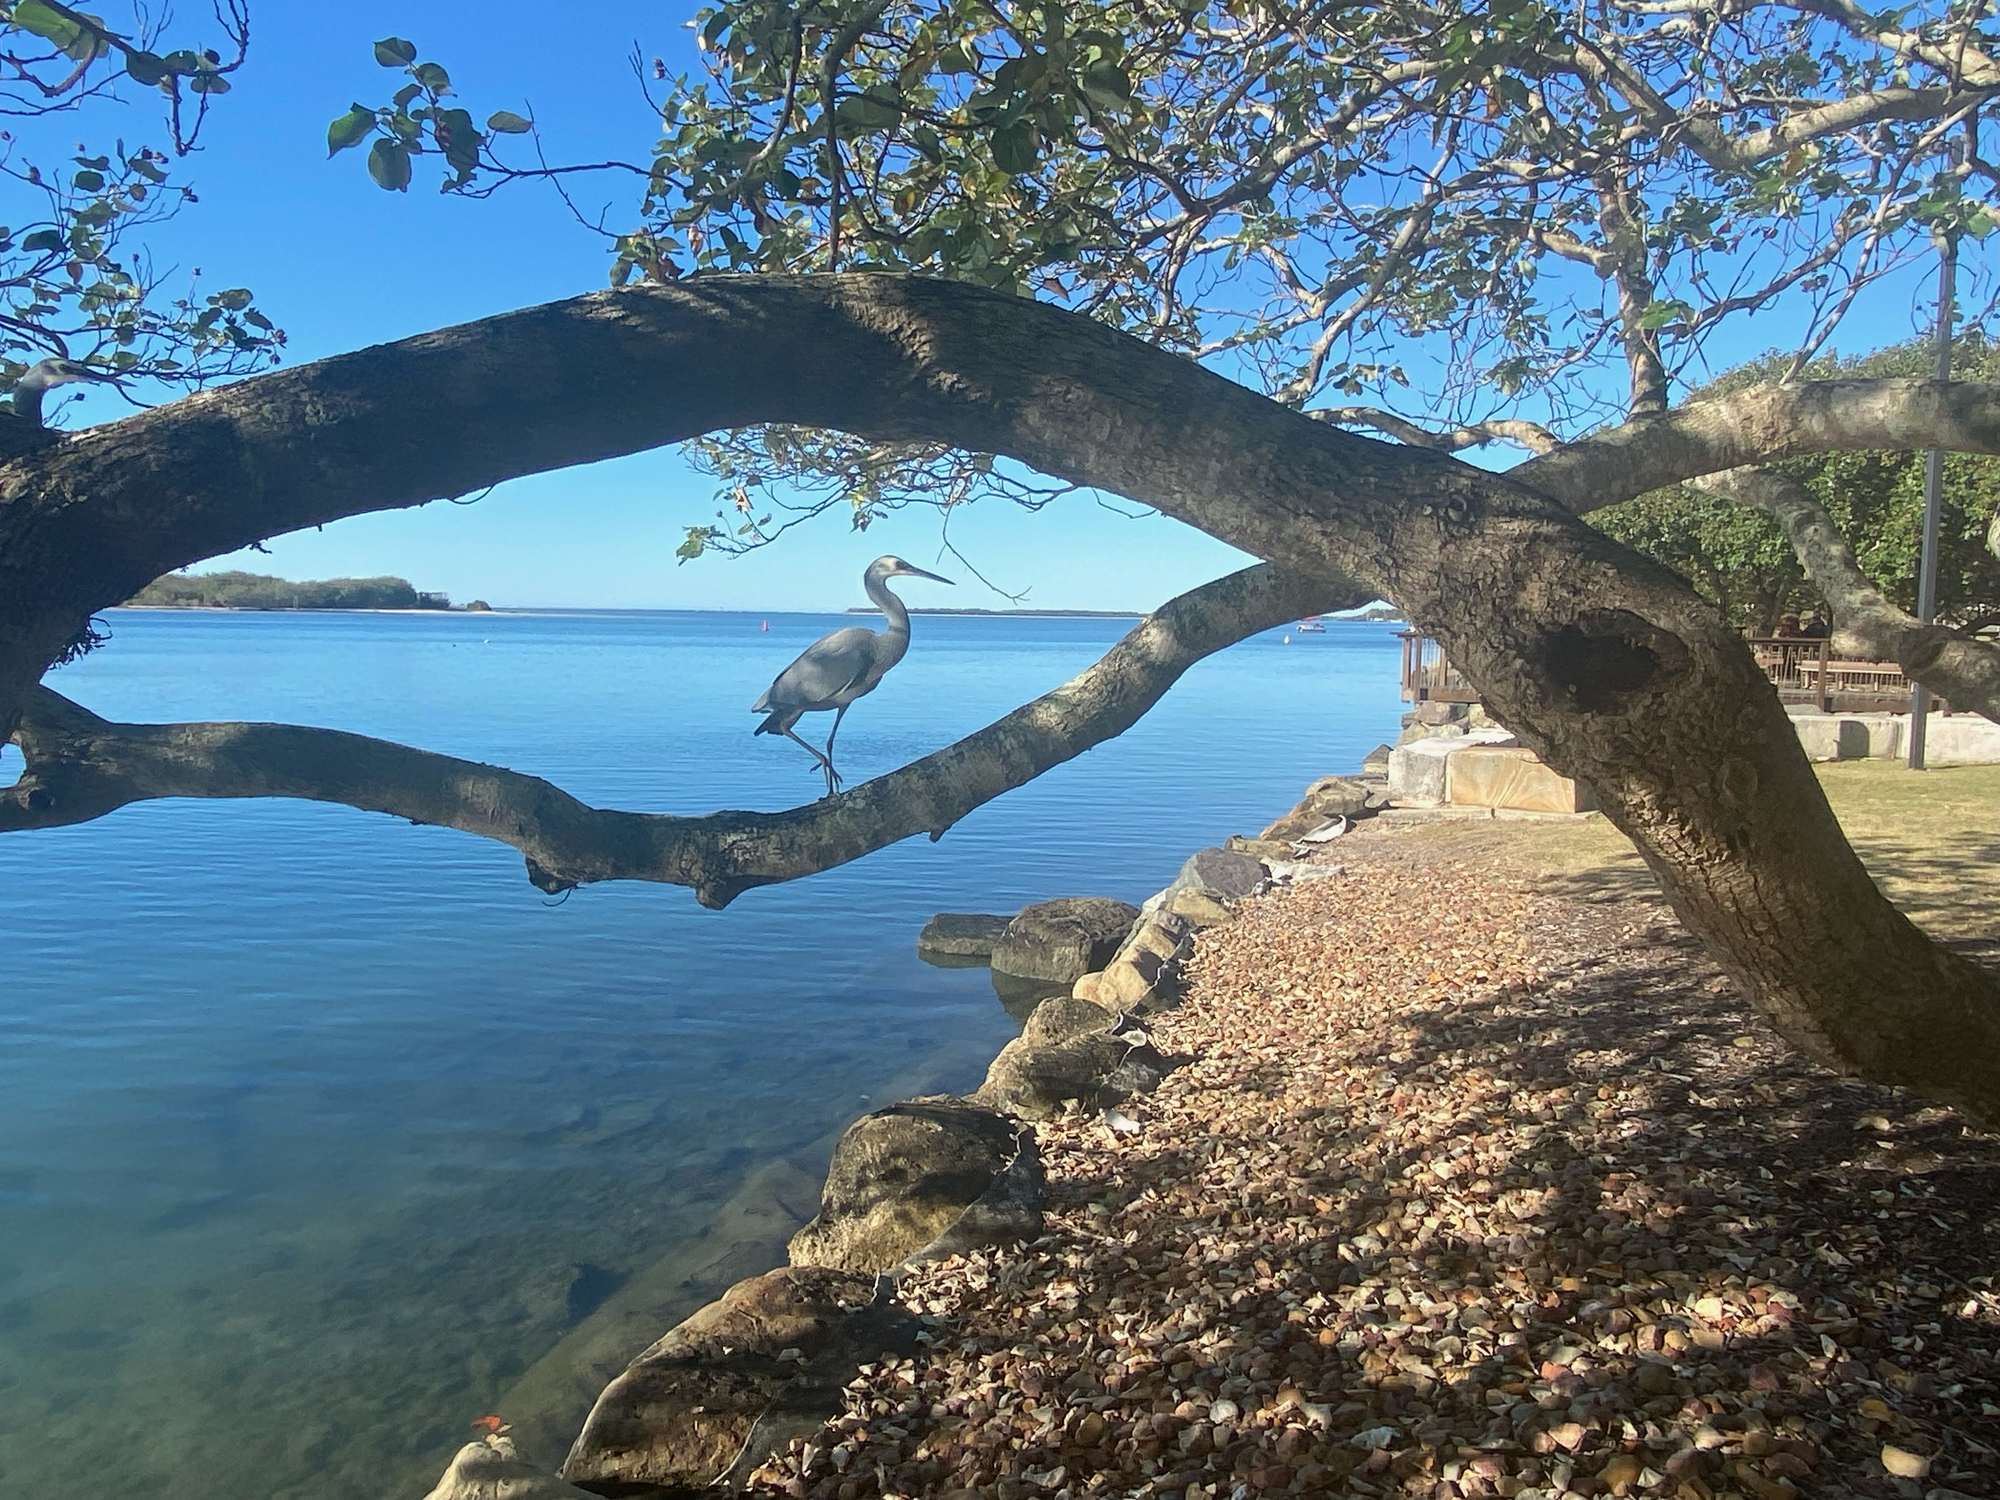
[1919,714,2000,766]
[1445,746,1597,813]
[1848,714,1905,760]
[1387,729,1516,805]
[1790,713,1853,762]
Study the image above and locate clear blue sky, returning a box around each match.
[44,4,1951,611]
[45,4,1260,612]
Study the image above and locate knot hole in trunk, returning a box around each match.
[1534,609,1688,713]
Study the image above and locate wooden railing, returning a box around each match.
[1404,631,1943,714]
[1744,636,1938,713]
[1398,631,1480,704]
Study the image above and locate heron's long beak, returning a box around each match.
[900,565,955,585]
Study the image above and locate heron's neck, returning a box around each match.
[12,379,49,426]
[866,572,912,638]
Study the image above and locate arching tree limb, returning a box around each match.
[1690,467,2000,724]
[3,274,1998,1119]
[3,564,1347,907]
[1509,378,2000,511]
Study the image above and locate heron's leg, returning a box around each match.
[822,704,851,789]
[782,727,840,798]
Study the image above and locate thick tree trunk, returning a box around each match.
[2,275,1996,1118]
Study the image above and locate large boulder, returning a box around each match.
[1261,777,1372,842]
[423,1436,594,1500]
[974,1031,1171,1122]
[990,897,1139,984]
[1119,910,1193,966]
[916,912,1012,961]
[787,1097,1043,1275]
[1028,994,1121,1042]
[1098,947,1169,1010]
[1156,846,1267,926]
[562,1267,917,1493]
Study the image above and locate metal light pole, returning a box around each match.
[1907,201,1959,770]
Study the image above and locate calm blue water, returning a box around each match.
[0,607,1401,1499]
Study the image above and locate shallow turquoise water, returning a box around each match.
[0,607,1401,1498]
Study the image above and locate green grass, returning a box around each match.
[1437,762,2000,940]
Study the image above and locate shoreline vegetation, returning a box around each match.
[439,757,2000,1500]
[127,570,492,613]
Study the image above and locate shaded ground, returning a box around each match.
[745,765,2000,1500]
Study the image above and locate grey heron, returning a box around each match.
[752,555,953,796]
[0,357,99,459]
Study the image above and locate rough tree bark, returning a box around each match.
[2,275,1997,1118]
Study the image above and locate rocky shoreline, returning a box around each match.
[420,758,1405,1498]
[419,748,1999,1500]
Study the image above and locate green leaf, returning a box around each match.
[990,121,1040,175]
[72,169,105,191]
[367,138,412,191]
[374,36,417,67]
[436,107,480,172]
[21,229,63,253]
[11,0,79,44]
[326,106,375,157]
[486,109,532,134]
[1636,299,1692,330]
[413,61,451,93]
[124,50,168,87]
[1079,61,1134,110]
[211,287,253,310]
[837,87,902,129]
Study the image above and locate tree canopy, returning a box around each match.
[0,2,281,413]
[334,0,1998,555]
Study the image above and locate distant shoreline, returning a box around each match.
[115,604,470,616]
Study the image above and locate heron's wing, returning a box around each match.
[754,628,877,713]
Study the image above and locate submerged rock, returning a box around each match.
[788,1096,1042,1275]
[990,966,1068,1022]
[561,1266,917,1493]
[991,897,1139,984]
[916,912,1012,961]
[422,1435,592,1500]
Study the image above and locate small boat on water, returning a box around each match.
[1295,616,1327,633]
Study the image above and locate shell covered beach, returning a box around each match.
[731,799,2000,1499]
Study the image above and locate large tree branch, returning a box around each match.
[1510,378,2000,511]
[5,273,2000,1120]
[3,565,1347,907]
[1312,406,1562,455]
[1692,466,2000,723]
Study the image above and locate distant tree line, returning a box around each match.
[129,571,453,611]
